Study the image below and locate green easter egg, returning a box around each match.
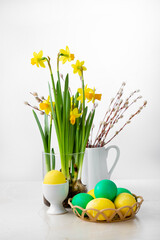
[116,187,132,196]
[94,179,117,201]
[72,193,94,215]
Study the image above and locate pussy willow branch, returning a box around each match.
[94,82,125,146]
[100,98,124,146]
[103,100,147,146]
[24,101,45,115]
[116,92,141,121]
[29,92,44,103]
[112,95,142,128]
[90,83,147,148]
[99,95,144,147]
[96,92,142,146]
[24,92,47,115]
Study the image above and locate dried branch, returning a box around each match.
[24,101,45,115]
[94,82,126,146]
[30,92,44,103]
[89,83,147,148]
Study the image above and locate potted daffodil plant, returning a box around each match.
[25,46,102,205]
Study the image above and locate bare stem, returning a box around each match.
[30,92,45,103]
[24,102,45,115]
[103,100,147,146]
[94,82,126,147]
[91,82,147,148]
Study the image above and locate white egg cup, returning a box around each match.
[42,181,69,215]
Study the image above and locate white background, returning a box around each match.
[0,0,160,181]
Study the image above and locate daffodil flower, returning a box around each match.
[59,46,75,64]
[70,108,82,125]
[39,96,55,115]
[77,85,92,102]
[77,85,101,103]
[86,87,102,103]
[71,60,87,77]
[31,50,46,68]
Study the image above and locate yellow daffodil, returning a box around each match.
[77,85,92,102]
[71,60,87,77]
[31,50,46,68]
[70,108,82,125]
[39,96,55,115]
[59,46,75,64]
[77,86,102,103]
[86,87,102,103]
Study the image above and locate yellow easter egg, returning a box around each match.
[87,189,95,198]
[43,170,66,184]
[114,193,136,217]
[86,198,115,220]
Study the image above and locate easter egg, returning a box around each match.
[86,198,115,220]
[72,193,94,215]
[88,189,95,198]
[114,193,136,217]
[94,179,117,201]
[43,170,66,184]
[116,187,132,196]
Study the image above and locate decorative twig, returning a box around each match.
[24,101,45,115]
[24,92,47,115]
[89,83,147,148]
[103,101,147,146]
[94,82,126,146]
[30,92,44,103]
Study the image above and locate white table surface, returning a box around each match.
[0,179,160,240]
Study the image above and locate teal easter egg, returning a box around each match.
[116,187,132,196]
[72,193,94,215]
[94,179,117,201]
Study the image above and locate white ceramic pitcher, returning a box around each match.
[82,145,120,191]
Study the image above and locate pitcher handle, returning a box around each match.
[105,145,120,178]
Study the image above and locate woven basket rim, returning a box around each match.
[68,193,144,223]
